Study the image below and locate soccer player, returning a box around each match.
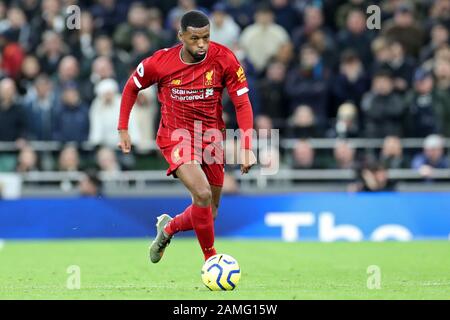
[117,10,256,262]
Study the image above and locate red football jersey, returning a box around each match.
[118,41,253,149]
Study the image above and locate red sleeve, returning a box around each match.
[118,55,159,130]
[224,52,254,149]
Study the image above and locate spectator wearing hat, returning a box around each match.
[89,78,140,148]
[53,82,89,143]
[411,134,449,178]
[361,70,405,138]
[209,2,241,49]
[404,68,448,137]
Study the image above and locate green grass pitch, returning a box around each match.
[0,239,449,299]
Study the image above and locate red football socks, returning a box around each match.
[164,205,193,236]
[163,203,217,260]
[190,204,217,261]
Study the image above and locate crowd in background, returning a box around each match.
[1,0,450,193]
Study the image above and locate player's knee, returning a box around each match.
[193,187,212,206]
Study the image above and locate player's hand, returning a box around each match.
[118,130,132,153]
[240,149,256,174]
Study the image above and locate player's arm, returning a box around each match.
[224,55,256,174]
[117,56,158,153]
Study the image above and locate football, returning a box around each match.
[201,254,241,291]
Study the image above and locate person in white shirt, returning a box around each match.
[209,3,241,49]
[89,78,140,148]
[239,4,290,73]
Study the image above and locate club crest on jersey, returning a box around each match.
[171,79,182,86]
[204,70,214,86]
[236,66,246,83]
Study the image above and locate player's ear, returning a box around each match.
[177,30,183,42]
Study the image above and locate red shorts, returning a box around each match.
[157,135,225,187]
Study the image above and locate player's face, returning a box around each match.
[179,25,210,62]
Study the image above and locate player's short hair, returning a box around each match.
[180,10,210,32]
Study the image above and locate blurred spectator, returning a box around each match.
[427,0,450,31]
[78,12,96,60]
[130,31,155,67]
[89,78,140,148]
[113,2,150,51]
[0,78,26,142]
[133,87,158,148]
[292,139,316,169]
[96,146,120,173]
[92,35,128,83]
[269,0,301,34]
[23,74,57,141]
[411,134,449,178]
[224,0,255,29]
[328,103,359,139]
[0,28,25,79]
[380,135,405,169]
[354,162,395,192]
[58,144,80,171]
[404,68,447,137]
[337,9,374,68]
[333,140,357,169]
[335,0,367,30]
[287,105,319,138]
[16,144,39,173]
[36,31,67,76]
[273,41,294,67]
[370,36,392,74]
[167,0,207,32]
[209,2,241,49]
[78,169,102,197]
[331,50,370,115]
[255,115,273,139]
[257,60,289,128]
[18,55,41,95]
[433,55,450,92]
[90,0,128,36]
[3,6,31,51]
[419,23,449,63]
[82,56,116,103]
[291,6,334,54]
[53,82,90,143]
[285,44,329,126]
[385,40,416,93]
[239,4,289,73]
[361,70,405,138]
[382,3,424,58]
